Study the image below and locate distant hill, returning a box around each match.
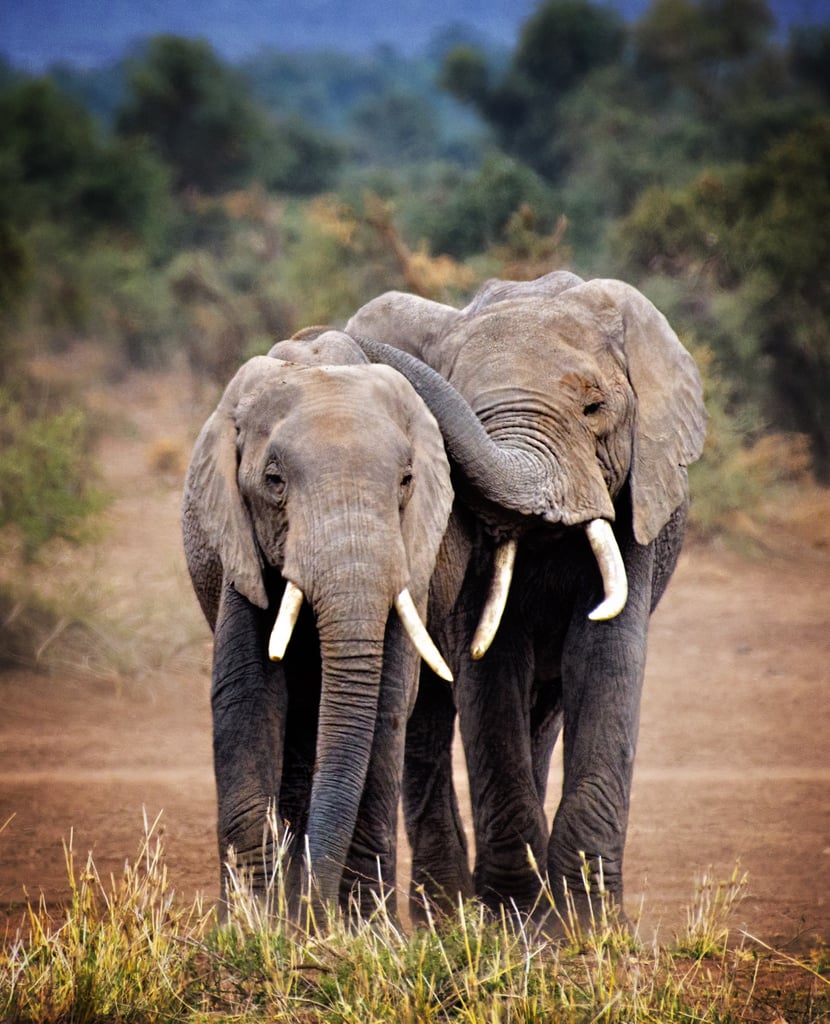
[2,0,825,74]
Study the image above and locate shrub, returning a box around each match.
[0,389,107,561]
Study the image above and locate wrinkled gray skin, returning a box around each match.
[346,272,706,924]
[182,332,452,917]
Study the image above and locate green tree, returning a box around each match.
[615,118,830,480]
[441,0,625,179]
[117,36,271,194]
[0,76,171,243]
[117,36,341,195]
[419,153,558,258]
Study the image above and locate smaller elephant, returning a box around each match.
[182,331,453,917]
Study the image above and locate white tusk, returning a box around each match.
[394,588,453,682]
[585,519,628,621]
[470,538,518,660]
[268,581,305,661]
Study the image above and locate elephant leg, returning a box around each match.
[549,536,655,923]
[459,626,548,915]
[403,668,473,921]
[340,625,415,921]
[211,582,287,903]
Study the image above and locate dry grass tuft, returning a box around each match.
[1,819,827,1023]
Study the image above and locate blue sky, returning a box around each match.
[1,0,826,73]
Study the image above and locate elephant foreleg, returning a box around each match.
[549,537,654,923]
[403,668,473,921]
[212,583,287,904]
[459,631,549,916]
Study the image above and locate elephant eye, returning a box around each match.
[583,400,604,416]
[264,466,286,496]
[399,465,414,510]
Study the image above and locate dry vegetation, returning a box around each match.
[1,814,828,1024]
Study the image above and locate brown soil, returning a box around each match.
[1,358,829,953]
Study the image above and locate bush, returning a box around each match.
[0,390,107,561]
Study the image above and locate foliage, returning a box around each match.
[416,153,559,259]
[2,820,828,1023]
[440,0,826,262]
[243,46,488,167]
[0,388,107,561]
[117,35,342,196]
[0,76,171,244]
[442,0,626,181]
[0,0,828,541]
[615,117,830,479]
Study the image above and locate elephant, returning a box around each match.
[181,330,453,918]
[345,271,707,924]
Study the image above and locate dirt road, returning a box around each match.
[1,363,828,950]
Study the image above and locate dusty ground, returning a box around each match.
[1,358,828,953]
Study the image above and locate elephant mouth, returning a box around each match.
[268,579,453,682]
[470,518,628,660]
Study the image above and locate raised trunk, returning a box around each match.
[350,334,613,524]
[351,335,553,518]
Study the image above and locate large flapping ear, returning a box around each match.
[345,291,461,368]
[583,280,707,545]
[376,366,454,602]
[183,358,275,610]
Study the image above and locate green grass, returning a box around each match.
[1,816,827,1023]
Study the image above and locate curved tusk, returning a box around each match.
[470,538,518,660]
[394,588,453,682]
[268,581,305,661]
[585,519,628,621]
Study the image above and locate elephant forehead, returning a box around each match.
[449,307,605,397]
[275,375,411,458]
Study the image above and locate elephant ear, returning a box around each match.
[183,358,274,610]
[588,280,706,546]
[346,291,461,369]
[378,367,453,601]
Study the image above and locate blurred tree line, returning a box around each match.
[1,0,829,565]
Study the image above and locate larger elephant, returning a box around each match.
[182,332,453,917]
[346,271,706,922]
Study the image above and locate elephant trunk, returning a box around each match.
[350,335,559,519]
[350,334,614,525]
[305,622,386,906]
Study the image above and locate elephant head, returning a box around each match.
[182,338,452,907]
[346,272,706,651]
